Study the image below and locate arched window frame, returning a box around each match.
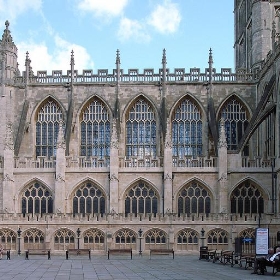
[72,181,106,215]
[177,181,211,215]
[124,181,159,216]
[125,97,157,159]
[80,98,111,160]
[171,97,203,158]
[21,182,53,215]
[218,97,249,152]
[35,98,63,158]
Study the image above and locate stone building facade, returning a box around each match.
[0,0,279,255]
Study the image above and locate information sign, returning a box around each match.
[255,228,269,255]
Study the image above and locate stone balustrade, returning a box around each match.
[14,67,254,85]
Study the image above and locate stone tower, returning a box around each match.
[234,0,274,73]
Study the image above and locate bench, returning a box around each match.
[0,248,11,260]
[150,249,174,259]
[25,249,51,260]
[108,248,132,259]
[66,249,91,260]
[221,250,234,266]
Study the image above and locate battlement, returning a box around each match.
[15,67,254,85]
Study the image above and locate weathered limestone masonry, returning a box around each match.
[0,0,279,255]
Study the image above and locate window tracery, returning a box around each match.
[125,98,157,158]
[172,98,202,157]
[21,182,53,215]
[125,181,158,215]
[23,228,44,250]
[177,228,198,251]
[72,182,106,215]
[145,229,167,249]
[207,228,228,250]
[83,228,105,250]
[115,229,137,249]
[177,181,211,215]
[230,180,264,214]
[0,229,16,250]
[54,228,75,250]
[36,99,63,158]
[219,97,249,151]
[80,98,110,159]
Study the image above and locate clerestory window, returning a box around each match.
[36,99,63,158]
[80,98,110,159]
[126,98,157,159]
[172,98,202,157]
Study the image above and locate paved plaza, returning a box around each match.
[0,253,278,280]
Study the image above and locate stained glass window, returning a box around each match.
[80,99,110,158]
[36,99,63,158]
[172,98,202,157]
[220,97,249,151]
[126,98,156,158]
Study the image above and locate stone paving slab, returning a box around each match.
[0,254,277,279]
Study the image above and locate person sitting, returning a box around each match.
[252,248,274,275]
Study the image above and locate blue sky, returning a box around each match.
[0,0,234,74]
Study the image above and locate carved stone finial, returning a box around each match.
[218,118,227,149]
[1,20,14,45]
[116,49,121,65]
[208,48,213,68]
[162,48,167,65]
[70,50,75,66]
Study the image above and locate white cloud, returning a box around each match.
[148,0,181,34]
[17,35,94,74]
[77,0,128,18]
[117,17,150,43]
[0,0,42,22]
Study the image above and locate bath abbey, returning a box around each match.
[0,0,279,255]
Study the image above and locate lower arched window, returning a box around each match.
[115,229,137,250]
[125,181,158,216]
[54,229,75,250]
[231,180,264,214]
[145,229,167,249]
[21,182,53,215]
[207,228,228,250]
[0,229,16,250]
[83,228,105,250]
[178,181,211,215]
[23,228,44,250]
[73,182,106,215]
[177,228,199,251]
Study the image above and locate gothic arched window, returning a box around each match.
[36,99,63,158]
[219,97,249,151]
[177,181,211,215]
[83,228,105,250]
[145,229,167,249]
[230,180,264,214]
[207,228,228,250]
[125,181,158,215]
[54,228,75,250]
[23,228,44,250]
[0,229,16,250]
[172,98,202,157]
[72,182,106,215]
[21,182,53,215]
[115,229,137,249]
[126,98,157,158]
[80,98,110,159]
[177,228,199,251]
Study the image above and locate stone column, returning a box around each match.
[218,119,228,213]
[109,119,119,213]
[163,118,173,213]
[55,121,66,214]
